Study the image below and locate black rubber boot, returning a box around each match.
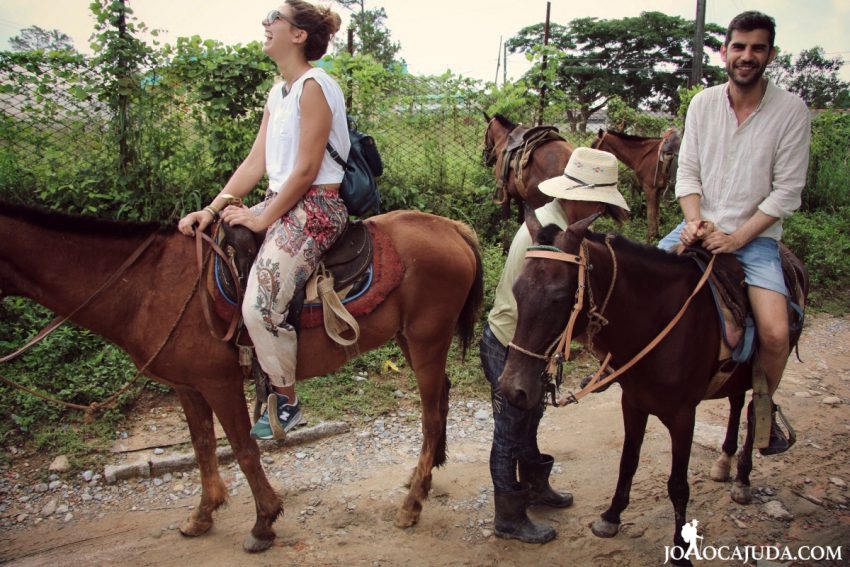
[519,454,574,508]
[493,485,556,544]
[759,404,796,456]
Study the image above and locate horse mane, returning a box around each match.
[0,200,172,238]
[493,113,518,131]
[603,130,659,142]
[535,224,562,246]
[586,230,691,269]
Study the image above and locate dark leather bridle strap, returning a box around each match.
[195,225,243,343]
[1,231,159,363]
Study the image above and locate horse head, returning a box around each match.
[498,210,597,410]
[482,113,518,168]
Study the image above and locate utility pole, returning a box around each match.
[503,42,507,85]
[494,36,502,85]
[690,0,706,88]
[537,1,551,125]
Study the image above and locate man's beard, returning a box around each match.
[726,59,768,88]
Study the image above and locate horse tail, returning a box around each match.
[453,221,484,360]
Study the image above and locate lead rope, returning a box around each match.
[0,232,203,422]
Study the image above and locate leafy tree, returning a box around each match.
[769,47,850,109]
[507,12,725,131]
[334,1,402,69]
[8,25,76,52]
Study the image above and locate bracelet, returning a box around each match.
[218,193,243,207]
[203,206,219,220]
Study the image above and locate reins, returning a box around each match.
[509,238,716,407]
[195,224,243,342]
[0,227,214,421]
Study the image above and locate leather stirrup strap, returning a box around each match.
[195,227,242,342]
[751,351,773,449]
[317,271,360,347]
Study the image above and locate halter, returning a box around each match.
[508,238,715,407]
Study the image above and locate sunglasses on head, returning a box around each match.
[264,9,301,28]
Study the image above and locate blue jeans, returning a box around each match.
[480,323,545,492]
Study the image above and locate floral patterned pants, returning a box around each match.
[242,186,348,387]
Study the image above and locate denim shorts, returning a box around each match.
[658,220,787,297]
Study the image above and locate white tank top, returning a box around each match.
[264,67,350,193]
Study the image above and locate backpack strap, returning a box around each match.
[326,143,349,169]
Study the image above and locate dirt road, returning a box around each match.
[1,314,848,566]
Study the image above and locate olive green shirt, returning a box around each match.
[487,200,569,347]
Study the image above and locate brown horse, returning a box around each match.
[499,211,806,566]
[482,113,572,223]
[592,129,681,242]
[0,202,483,552]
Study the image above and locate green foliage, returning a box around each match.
[604,96,669,136]
[507,12,726,130]
[769,47,850,109]
[0,298,152,445]
[347,7,403,68]
[804,110,850,211]
[783,208,850,300]
[8,25,76,53]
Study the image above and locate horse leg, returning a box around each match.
[176,389,228,538]
[665,408,697,567]
[202,384,283,552]
[711,392,745,482]
[645,185,660,243]
[731,401,756,504]
[394,334,451,528]
[592,399,648,538]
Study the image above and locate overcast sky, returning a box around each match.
[1,0,848,81]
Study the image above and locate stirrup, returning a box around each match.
[266,393,287,441]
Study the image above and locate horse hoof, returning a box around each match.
[179,515,212,537]
[590,518,619,538]
[243,533,275,553]
[710,459,731,482]
[394,508,419,528]
[731,483,752,505]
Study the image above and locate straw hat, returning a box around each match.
[538,147,630,211]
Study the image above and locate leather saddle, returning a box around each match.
[210,220,373,332]
[681,243,807,363]
[495,125,564,205]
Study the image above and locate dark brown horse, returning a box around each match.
[592,129,681,242]
[499,211,805,566]
[482,113,572,223]
[0,202,483,552]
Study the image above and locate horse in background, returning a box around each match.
[0,201,483,553]
[482,113,572,224]
[592,128,681,242]
[499,211,806,566]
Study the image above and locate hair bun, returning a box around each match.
[319,6,342,36]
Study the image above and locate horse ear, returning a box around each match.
[524,203,542,241]
[567,212,602,239]
[483,111,492,123]
[597,129,604,138]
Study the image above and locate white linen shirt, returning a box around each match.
[675,80,811,240]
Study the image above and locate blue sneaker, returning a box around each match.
[250,393,304,440]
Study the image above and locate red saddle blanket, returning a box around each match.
[210,222,405,330]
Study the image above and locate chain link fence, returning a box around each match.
[0,51,496,230]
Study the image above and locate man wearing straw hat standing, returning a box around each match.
[481,147,630,543]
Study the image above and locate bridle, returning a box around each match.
[507,237,715,407]
[507,238,617,404]
[482,117,498,167]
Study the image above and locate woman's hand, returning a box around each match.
[178,210,214,236]
[220,204,267,233]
